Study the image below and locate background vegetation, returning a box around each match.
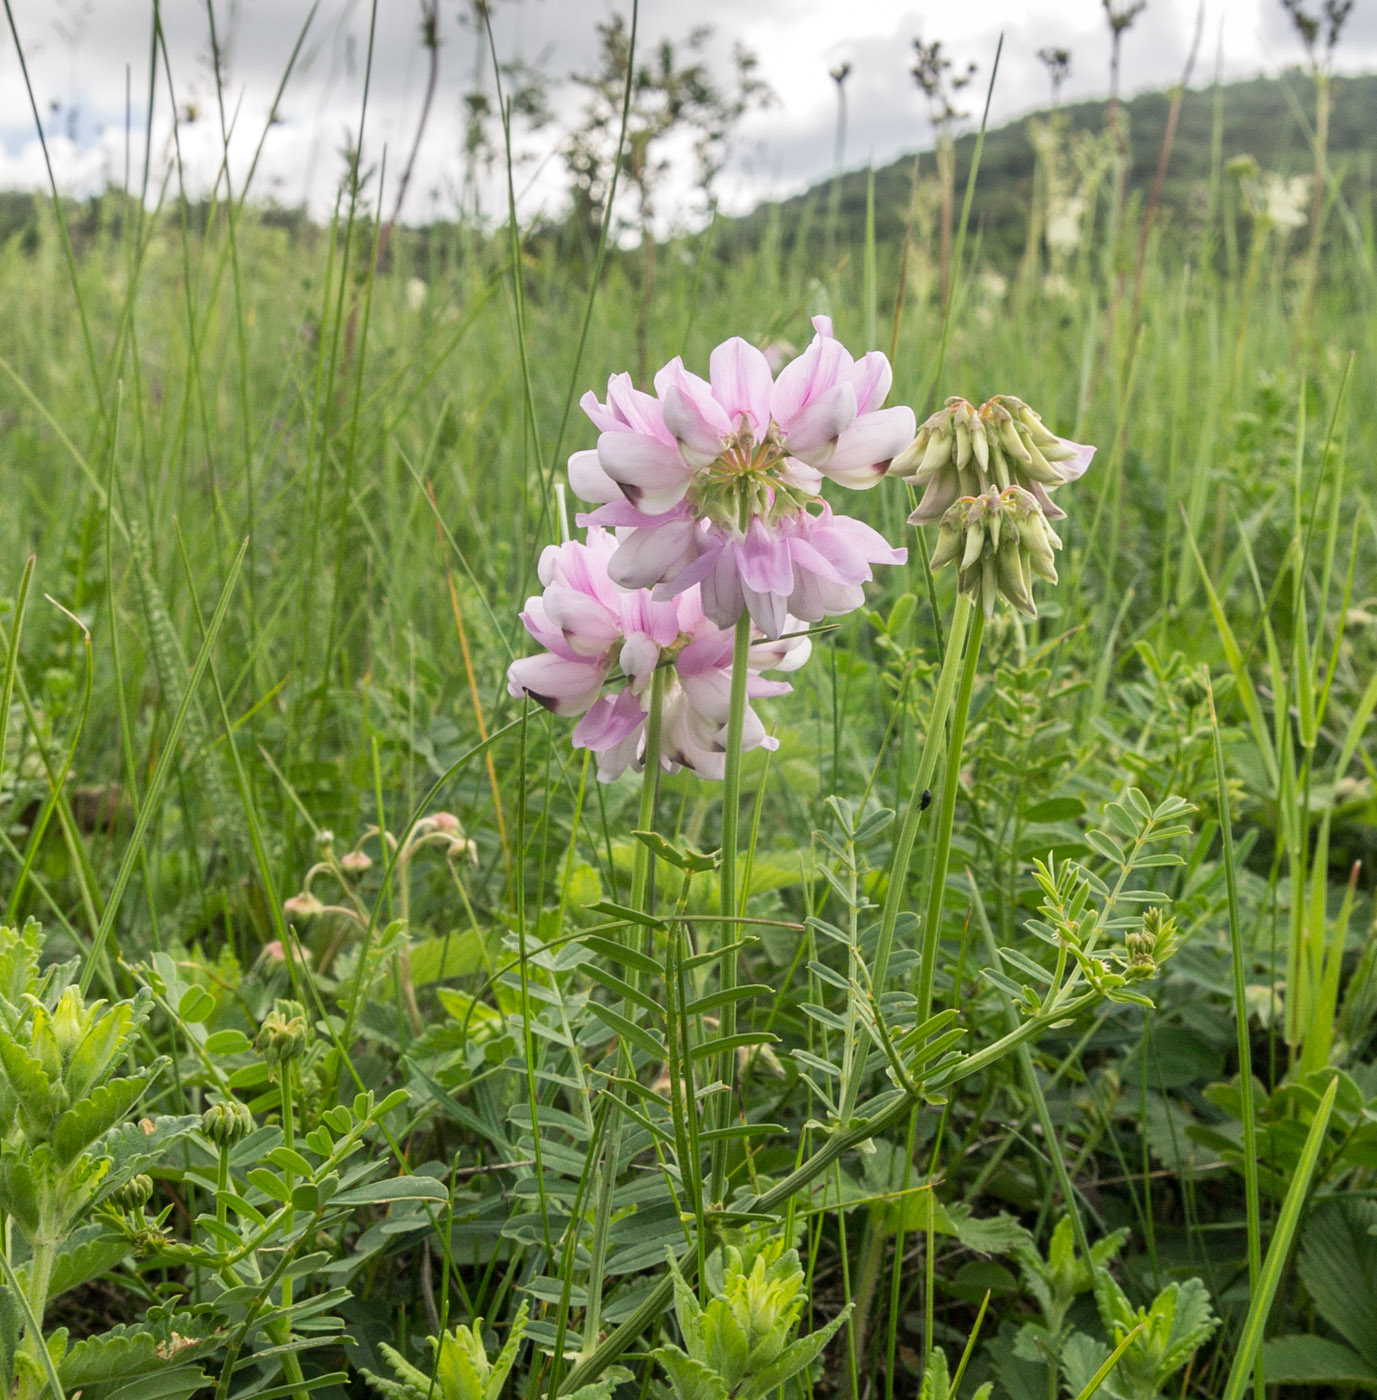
[0,6,1374,1399]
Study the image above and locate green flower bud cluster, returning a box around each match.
[892,395,1091,519]
[1176,671,1209,711]
[255,999,311,1068]
[928,486,1063,618]
[110,1173,154,1213]
[1123,906,1180,981]
[201,1097,254,1148]
[891,394,1093,617]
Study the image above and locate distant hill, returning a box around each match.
[713,69,1377,268]
[2,69,1371,267]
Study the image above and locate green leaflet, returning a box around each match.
[51,1067,165,1164]
[56,1312,224,1391]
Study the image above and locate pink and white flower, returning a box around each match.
[507,529,811,782]
[568,319,913,637]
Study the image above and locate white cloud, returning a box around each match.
[1,0,1372,228]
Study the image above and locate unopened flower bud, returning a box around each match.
[929,503,968,570]
[283,892,324,920]
[340,849,373,875]
[202,1098,254,1148]
[996,532,1036,616]
[996,414,1032,465]
[431,812,461,833]
[51,986,86,1059]
[111,1174,155,1212]
[313,829,335,854]
[1177,672,1209,710]
[1125,930,1156,964]
[255,999,311,1068]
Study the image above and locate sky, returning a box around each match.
[1,0,1374,229]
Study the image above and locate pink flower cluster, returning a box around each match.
[570,318,912,639]
[507,529,810,782]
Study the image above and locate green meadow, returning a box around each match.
[0,18,1374,1400]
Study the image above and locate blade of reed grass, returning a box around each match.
[1220,1073,1339,1400]
[79,538,247,994]
[1207,673,1263,1397]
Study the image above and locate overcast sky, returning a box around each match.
[1,0,1374,228]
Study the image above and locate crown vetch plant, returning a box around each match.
[568,317,912,637]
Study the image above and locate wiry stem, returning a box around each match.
[866,594,974,1013]
[709,612,753,1206]
[581,667,665,1358]
[915,605,985,1025]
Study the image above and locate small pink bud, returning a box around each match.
[283,892,324,920]
[431,812,461,833]
[340,850,373,875]
[261,941,311,966]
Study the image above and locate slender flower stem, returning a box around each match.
[216,1146,231,1254]
[582,668,665,1359]
[915,605,985,1026]
[631,667,666,913]
[836,830,864,1128]
[709,612,753,1206]
[860,593,974,1056]
[274,1067,311,1400]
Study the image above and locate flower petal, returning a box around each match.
[709,337,774,437]
[598,431,693,513]
[542,585,622,655]
[770,332,852,428]
[780,381,857,466]
[736,519,795,597]
[568,449,622,504]
[821,405,918,489]
[1053,437,1095,482]
[662,382,728,468]
[743,583,789,639]
[845,351,893,415]
[907,468,963,525]
[618,632,661,687]
[507,653,605,715]
[573,689,645,751]
[699,544,746,628]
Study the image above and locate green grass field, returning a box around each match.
[0,21,1375,1400]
